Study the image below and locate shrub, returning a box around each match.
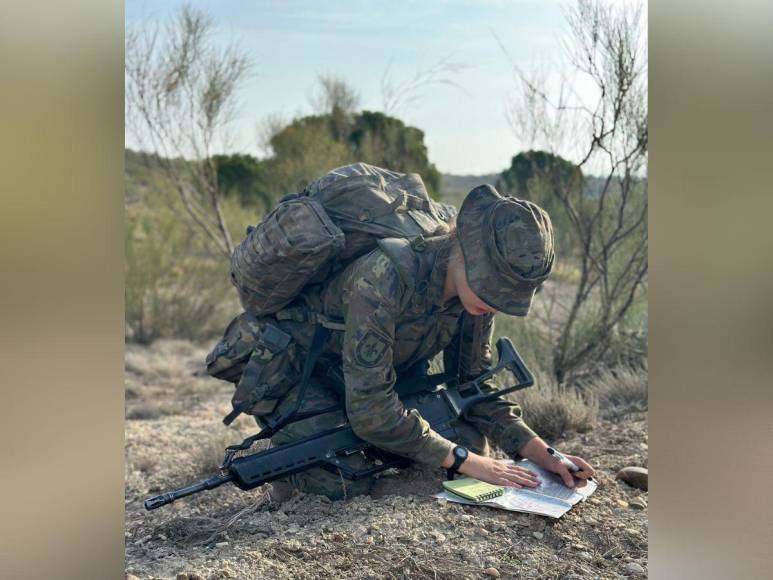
[125,204,240,343]
[513,372,597,442]
[190,431,237,478]
[586,363,648,418]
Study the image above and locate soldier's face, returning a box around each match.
[454,258,497,316]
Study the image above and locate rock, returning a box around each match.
[615,500,629,509]
[125,575,140,580]
[578,552,593,562]
[616,466,648,491]
[532,531,544,540]
[365,536,375,545]
[176,574,189,580]
[588,498,601,505]
[478,527,490,536]
[285,540,302,552]
[215,541,229,548]
[433,532,447,544]
[624,562,646,575]
[629,497,647,510]
[484,567,501,577]
[332,533,346,543]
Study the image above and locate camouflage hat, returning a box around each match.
[456,184,554,316]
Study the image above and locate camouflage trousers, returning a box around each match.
[256,380,490,501]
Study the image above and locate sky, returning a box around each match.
[126,1,601,174]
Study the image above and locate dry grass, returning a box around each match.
[131,453,159,475]
[190,431,241,478]
[126,401,184,420]
[587,363,648,418]
[514,373,598,442]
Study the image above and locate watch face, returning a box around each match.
[455,447,468,460]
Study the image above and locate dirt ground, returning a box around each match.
[125,340,648,579]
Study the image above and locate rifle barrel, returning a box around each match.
[144,473,233,510]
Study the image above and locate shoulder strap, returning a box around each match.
[378,236,434,313]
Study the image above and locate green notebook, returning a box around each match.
[442,477,505,502]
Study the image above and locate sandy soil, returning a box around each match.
[125,340,648,579]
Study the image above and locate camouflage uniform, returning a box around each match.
[222,184,553,499]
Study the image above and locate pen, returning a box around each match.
[547,447,580,472]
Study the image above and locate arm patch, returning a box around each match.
[354,330,390,368]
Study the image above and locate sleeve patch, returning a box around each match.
[354,330,390,368]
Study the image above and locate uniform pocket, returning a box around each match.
[205,312,263,383]
[231,322,302,415]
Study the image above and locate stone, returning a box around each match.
[215,541,229,548]
[532,531,544,540]
[484,567,501,577]
[365,536,375,545]
[333,533,346,543]
[125,575,140,580]
[478,527,490,536]
[629,497,647,510]
[616,500,629,509]
[624,562,646,575]
[616,466,648,491]
[578,552,593,562]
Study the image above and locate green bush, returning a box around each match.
[125,205,239,344]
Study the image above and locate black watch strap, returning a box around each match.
[446,445,469,480]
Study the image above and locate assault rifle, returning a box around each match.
[144,336,534,510]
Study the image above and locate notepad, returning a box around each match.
[442,477,505,502]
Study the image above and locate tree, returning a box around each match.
[125,5,251,258]
[213,153,273,211]
[506,0,648,383]
[254,77,443,202]
[497,150,584,258]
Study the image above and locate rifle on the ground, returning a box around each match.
[144,336,534,510]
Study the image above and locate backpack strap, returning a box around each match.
[378,236,433,314]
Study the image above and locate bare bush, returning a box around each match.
[309,74,361,116]
[505,0,648,384]
[125,5,251,258]
[380,56,468,116]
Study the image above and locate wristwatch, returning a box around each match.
[446,445,469,480]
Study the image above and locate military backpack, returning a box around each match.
[230,162,457,317]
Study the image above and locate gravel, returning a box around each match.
[125,340,648,579]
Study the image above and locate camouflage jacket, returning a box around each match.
[281,236,537,466]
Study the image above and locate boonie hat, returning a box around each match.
[456,184,554,316]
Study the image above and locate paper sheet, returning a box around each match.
[435,459,597,518]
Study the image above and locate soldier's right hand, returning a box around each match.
[456,453,541,489]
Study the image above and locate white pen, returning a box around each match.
[547,447,581,472]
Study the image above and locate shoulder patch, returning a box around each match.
[354,330,390,368]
